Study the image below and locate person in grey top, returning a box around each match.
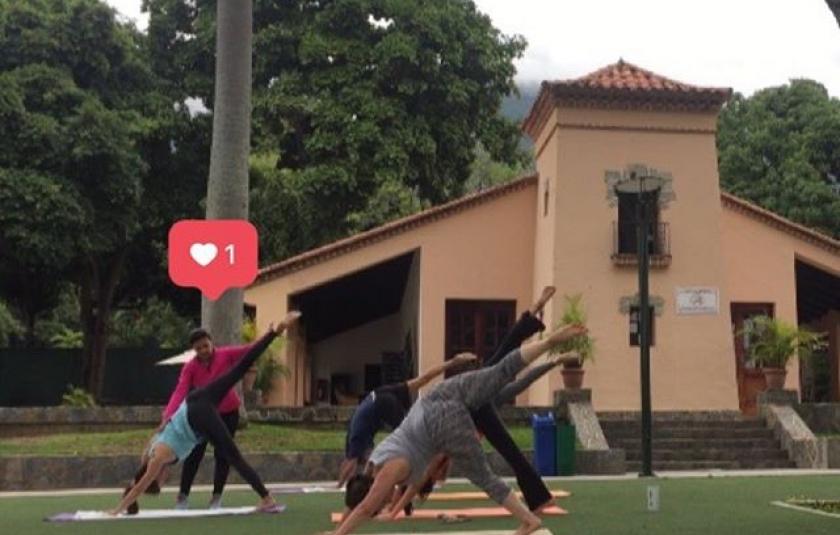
[331,323,588,535]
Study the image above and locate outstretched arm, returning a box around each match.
[110,449,171,515]
[334,460,408,535]
[406,353,477,394]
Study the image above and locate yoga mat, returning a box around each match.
[427,490,570,501]
[371,531,554,535]
[46,504,286,522]
[330,505,567,523]
[270,485,339,495]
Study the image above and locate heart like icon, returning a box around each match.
[190,243,218,267]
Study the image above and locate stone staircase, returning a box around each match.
[599,412,796,472]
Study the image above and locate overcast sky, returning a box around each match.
[106,0,840,97]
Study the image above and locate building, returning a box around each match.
[245,61,840,413]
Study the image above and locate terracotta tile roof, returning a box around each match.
[254,174,539,283]
[523,60,732,139]
[252,174,838,287]
[721,192,840,255]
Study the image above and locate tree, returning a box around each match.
[0,0,210,396]
[200,0,253,351]
[0,300,23,346]
[144,0,527,262]
[828,1,840,27]
[464,142,533,193]
[717,79,840,238]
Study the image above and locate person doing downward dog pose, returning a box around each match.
[388,346,579,515]
[333,323,589,535]
[337,352,479,488]
[109,311,302,516]
[393,285,562,512]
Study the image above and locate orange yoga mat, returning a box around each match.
[330,505,568,523]
[427,490,570,501]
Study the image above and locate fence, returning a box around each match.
[0,347,181,406]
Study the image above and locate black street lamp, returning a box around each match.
[606,164,674,478]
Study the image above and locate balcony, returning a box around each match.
[611,221,671,268]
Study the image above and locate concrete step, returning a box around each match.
[603,427,775,440]
[624,459,797,472]
[623,448,790,462]
[609,438,781,451]
[600,419,768,430]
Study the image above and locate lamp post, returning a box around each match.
[605,164,674,478]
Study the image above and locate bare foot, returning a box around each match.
[533,498,555,513]
[530,286,556,315]
[278,310,302,330]
[547,324,588,346]
[256,496,281,512]
[513,517,543,535]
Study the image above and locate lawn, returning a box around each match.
[2,476,840,534]
[0,425,534,456]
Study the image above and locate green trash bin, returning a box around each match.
[556,423,576,476]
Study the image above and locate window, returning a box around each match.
[544,179,550,217]
[629,305,655,346]
[445,300,516,376]
[617,191,660,255]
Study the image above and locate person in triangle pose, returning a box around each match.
[109,311,302,516]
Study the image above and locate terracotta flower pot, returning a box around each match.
[243,367,257,392]
[561,366,585,390]
[763,367,787,390]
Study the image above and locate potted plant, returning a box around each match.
[740,315,827,390]
[550,294,595,390]
[241,319,289,398]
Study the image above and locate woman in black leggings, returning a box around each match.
[109,311,301,516]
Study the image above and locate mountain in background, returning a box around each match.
[501,81,540,151]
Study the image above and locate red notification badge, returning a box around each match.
[168,220,259,300]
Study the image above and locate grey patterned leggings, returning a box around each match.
[421,349,527,503]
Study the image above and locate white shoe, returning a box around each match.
[175,494,189,510]
[208,494,223,510]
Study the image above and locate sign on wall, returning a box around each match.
[675,287,719,315]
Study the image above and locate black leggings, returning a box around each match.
[180,409,239,497]
[185,330,277,499]
[470,312,552,510]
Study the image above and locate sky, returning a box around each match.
[105,0,840,97]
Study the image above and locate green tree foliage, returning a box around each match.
[109,297,195,348]
[0,0,209,395]
[0,300,23,346]
[717,80,840,237]
[144,0,527,260]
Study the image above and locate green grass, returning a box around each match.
[0,425,534,456]
[2,476,840,534]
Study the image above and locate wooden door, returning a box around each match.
[731,303,774,415]
[445,300,516,377]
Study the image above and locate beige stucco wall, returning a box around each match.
[246,185,537,405]
[248,101,839,410]
[721,206,840,391]
[528,106,740,411]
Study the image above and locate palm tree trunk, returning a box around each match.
[203,0,253,421]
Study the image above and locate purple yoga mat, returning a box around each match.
[45,504,286,522]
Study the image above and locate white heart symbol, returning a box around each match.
[190,243,218,267]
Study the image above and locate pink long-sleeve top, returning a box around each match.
[161,343,253,421]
